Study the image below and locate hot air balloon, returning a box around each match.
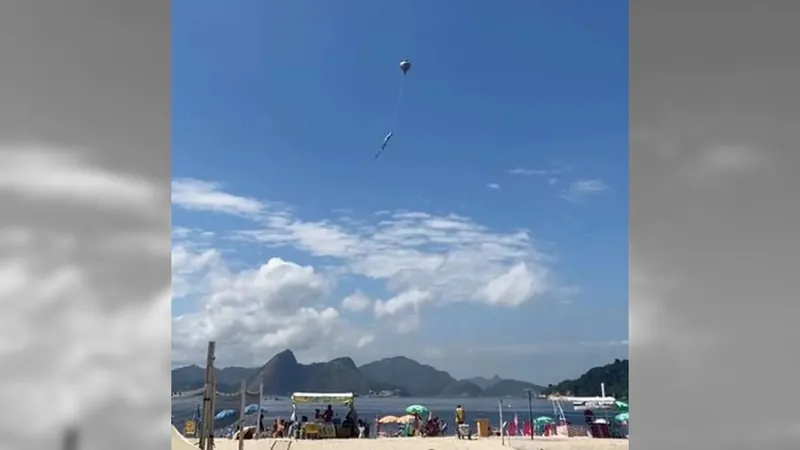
[375,59,413,159]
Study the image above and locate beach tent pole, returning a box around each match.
[498,400,505,445]
[238,380,246,450]
[256,383,264,439]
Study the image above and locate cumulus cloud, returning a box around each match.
[486,183,501,191]
[342,291,372,312]
[172,177,562,362]
[172,179,555,311]
[478,262,548,307]
[0,143,163,218]
[0,143,170,444]
[170,231,373,366]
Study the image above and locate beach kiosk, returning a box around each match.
[291,392,356,439]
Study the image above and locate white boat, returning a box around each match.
[569,397,616,411]
[548,383,617,411]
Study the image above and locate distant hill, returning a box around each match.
[483,378,546,397]
[171,364,258,393]
[439,380,484,397]
[463,375,545,396]
[358,356,455,397]
[465,375,503,390]
[171,350,407,396]
[172,350,546,398]
[542,358,629,400]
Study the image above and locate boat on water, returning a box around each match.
[566,397,616,411]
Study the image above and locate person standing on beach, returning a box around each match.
[455,405,465,439]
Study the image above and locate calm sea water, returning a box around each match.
[171,396,609,430]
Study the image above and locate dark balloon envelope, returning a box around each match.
[399,60,411,74]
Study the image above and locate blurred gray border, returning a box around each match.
[631,1,800,449]
[0,1,170,450]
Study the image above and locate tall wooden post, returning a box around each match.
[498,400,505,446]
[208,369,217,450]
[238,380,246,450]
[256,383,264,439]
[200,341,216,450]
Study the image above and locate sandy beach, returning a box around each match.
[182,436,629,450]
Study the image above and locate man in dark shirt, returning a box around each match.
[322,404,334,422]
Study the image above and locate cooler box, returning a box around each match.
[475,419,490,437]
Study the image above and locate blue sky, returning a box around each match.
[171,0,628,384]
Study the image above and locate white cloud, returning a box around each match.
[508,164,572,177]
[235,209,552,308]
[342,291,371,312]
[478,262,548,307]
[172,178,265,217]
[486,183,502,191]
[171,232,372,366]
[0,143,161,217]
[172,178,564,363]
[559,179,608,203]
[374,289,430,318]
[0,142,170,442]
[508,164,574,186]
[508,168,548,176]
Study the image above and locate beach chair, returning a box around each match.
[303,423,320,439]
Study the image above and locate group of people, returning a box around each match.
[232,403,472,440]
[381,414,446,438]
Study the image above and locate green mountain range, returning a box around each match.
[541,358,629,400]
[171,350,546,398]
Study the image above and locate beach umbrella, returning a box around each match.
[378,415,399,424]
[614,412,629,423]
[405,404,428,416]
[396,414,416,424]
[244,404,265,415]
[614,400,629,412]
[533,416,554,426]
[215,409,236,420]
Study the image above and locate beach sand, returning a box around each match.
[504,436,630,450]
[184,436,630,450]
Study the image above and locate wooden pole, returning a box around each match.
[208,369,217,450]
[498,400,505,446]
[238,380,246,450]
[256,383,264,439]
[200,341,215,450]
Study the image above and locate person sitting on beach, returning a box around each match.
[271,419,279,438]
[298,416,309,439]
[357,419,366,438]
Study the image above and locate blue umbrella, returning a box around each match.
[215,409,236,420]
